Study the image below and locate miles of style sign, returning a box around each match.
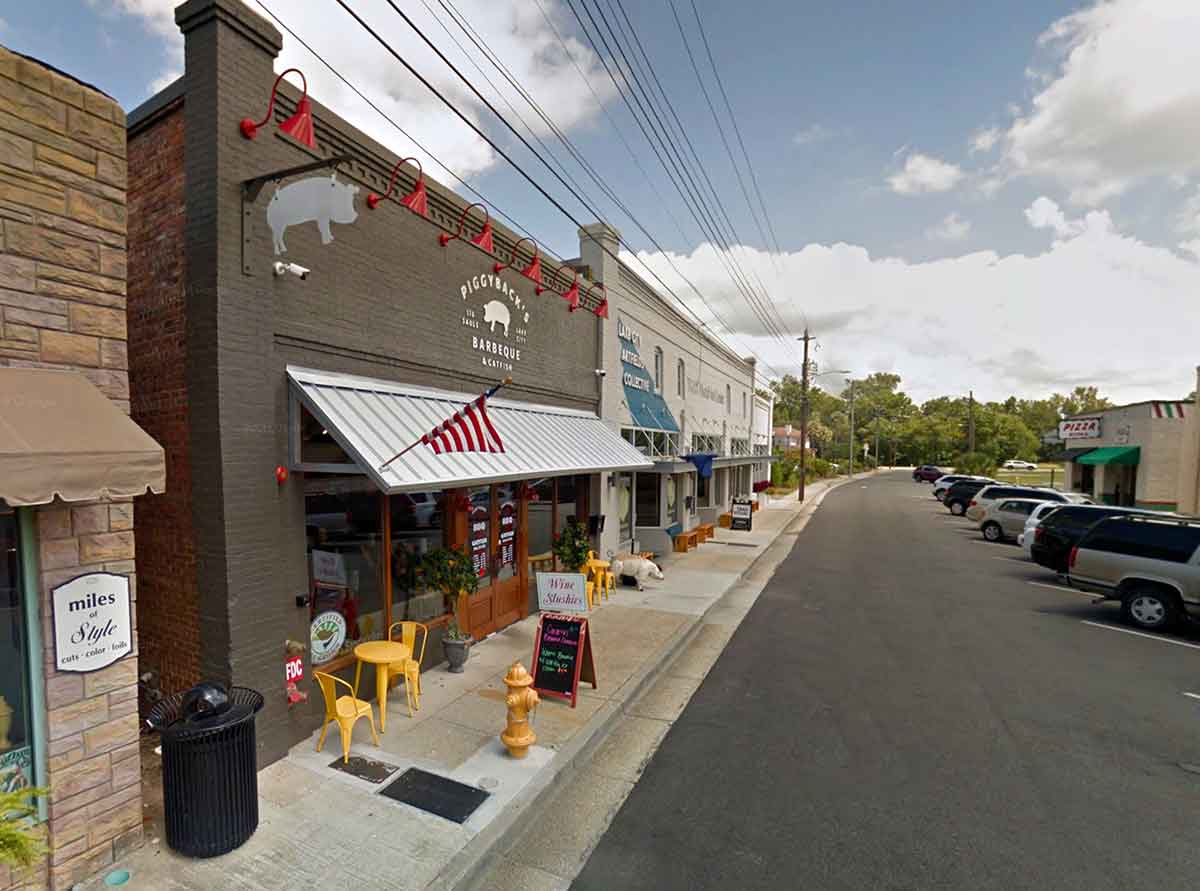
[52,572,132,672]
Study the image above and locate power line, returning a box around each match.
[563,0,787,343]
[690,0,785,259]
[326,0,787,378]
[593,0,785,339]
[608,0,787,336]
[252,0,561,259]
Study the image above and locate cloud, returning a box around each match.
[622,205,1200,403]
[101,0,615,179]
[888,152,964,195]
[1024,196,1083,237]
[792,124,829,146]
[1001,0,1200,205]
[926,212,971,241]
[969,127,1000,154]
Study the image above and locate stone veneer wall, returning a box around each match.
[0,45,143,890]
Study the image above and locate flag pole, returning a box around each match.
[378,376,511,471]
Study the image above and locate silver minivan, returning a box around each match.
[978,498,1044,542]
[1068,515,1200,630]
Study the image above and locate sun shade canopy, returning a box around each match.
[1076,446,1140,466]
[288,366,652,492]
[0,368,165,506]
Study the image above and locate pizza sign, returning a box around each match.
[1058,417,1101,439]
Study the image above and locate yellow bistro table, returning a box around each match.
[353,640,411,733]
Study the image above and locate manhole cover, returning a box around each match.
[379,768,490,823]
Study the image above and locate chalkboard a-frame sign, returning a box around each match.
[531,613,597,708]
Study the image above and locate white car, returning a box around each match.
[1002,460,1038,470]
[1016,501,1062,557]
[932,474,995,502]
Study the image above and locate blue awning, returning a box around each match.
[624,379,681,432]
[685,453,716,478]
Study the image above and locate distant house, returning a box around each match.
[774,424,807,451]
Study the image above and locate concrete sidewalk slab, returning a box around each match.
[79,475,863,891]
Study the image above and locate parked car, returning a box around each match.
[932,475,995,502]
[1002,459,1038,470]
[964,485,1080,522]
[943,479,997,516]
[1017,502,1063,556]
[913,465,945,483]
[1067,515,1200,630]
[978,498,1046,542]
[1031,504,1171,574]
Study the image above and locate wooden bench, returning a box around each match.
[750,501,761,513]
[674,530,700,553]
[718,513,732,528]
[696,523,716,542]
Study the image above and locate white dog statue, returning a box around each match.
[609,555,664,591]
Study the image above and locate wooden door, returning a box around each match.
[492,482,524,630]
[465,486,496,636]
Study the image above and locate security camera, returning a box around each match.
[273,261,310,280]
[594,368,607,377]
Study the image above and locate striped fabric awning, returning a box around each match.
[1152,401,1189,419]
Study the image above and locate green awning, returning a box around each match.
[1077,446,1140,466]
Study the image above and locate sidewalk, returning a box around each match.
[80,476,855,891]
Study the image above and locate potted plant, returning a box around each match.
[0,786,47,878]
[551,518,593,605]
[442,618,473,673]
[422,545,479,671]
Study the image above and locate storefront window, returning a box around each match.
[469,487,491,580]
[667,475,679,523]
[527,478,555,571]
[0,506,34,791]
[635,473,660,527]
[389,491,444,621]
[305,476,384,664]
[555,476,580,570]
[698,472,710,505]
[496,483,517,582]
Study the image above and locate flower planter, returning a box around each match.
[443,636,471,673]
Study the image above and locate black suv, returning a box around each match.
[943,479,993,516]
[1031,505,1154,573]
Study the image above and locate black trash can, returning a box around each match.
[145,683,264,857]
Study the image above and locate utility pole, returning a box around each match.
[797,328,814,502]
[846,379,855,477]
[967,389,976,453]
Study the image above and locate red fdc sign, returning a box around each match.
[285,655,304,683]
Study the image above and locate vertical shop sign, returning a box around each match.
[470,504,489,579]
[499,499,516,567]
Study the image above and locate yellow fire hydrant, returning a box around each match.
[500,661,539,758]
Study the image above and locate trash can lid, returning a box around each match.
[162,703,255,741]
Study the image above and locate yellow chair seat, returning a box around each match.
[314,671,379,764]
[335,695,373,721]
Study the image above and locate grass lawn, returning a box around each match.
[992,463,1066,489]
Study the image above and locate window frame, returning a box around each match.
[654,347,664,395]
[6,508,48,822]
[677,359,685,397]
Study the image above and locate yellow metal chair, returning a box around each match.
[314,671,379,764]
[386,621,429,716]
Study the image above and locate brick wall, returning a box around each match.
[0,45,143,891]
[127,102,199,696]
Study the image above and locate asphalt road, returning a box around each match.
[572,471,1200,891]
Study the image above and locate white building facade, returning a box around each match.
[579,224,773,557]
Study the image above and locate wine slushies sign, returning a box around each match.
[536,572,589,613]
[52,572,132,672]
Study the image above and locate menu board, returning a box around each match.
[469,505,489,579]
[499,500,516,568]
[531,613,596,708]
[731,498,753,532]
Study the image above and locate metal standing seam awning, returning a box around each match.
[1076,446,1141,466]
[0,368,165,507]
[288,366,652,492]
[1049,446,1096,462]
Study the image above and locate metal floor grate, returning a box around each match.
[379,768,490,823]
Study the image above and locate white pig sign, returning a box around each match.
[267,174,359,254]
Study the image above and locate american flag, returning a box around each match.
[421,392,504,455]
[378,378,510,471]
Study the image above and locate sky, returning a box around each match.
[5,0,1200,404]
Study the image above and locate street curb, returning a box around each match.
[433,472,869,891]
